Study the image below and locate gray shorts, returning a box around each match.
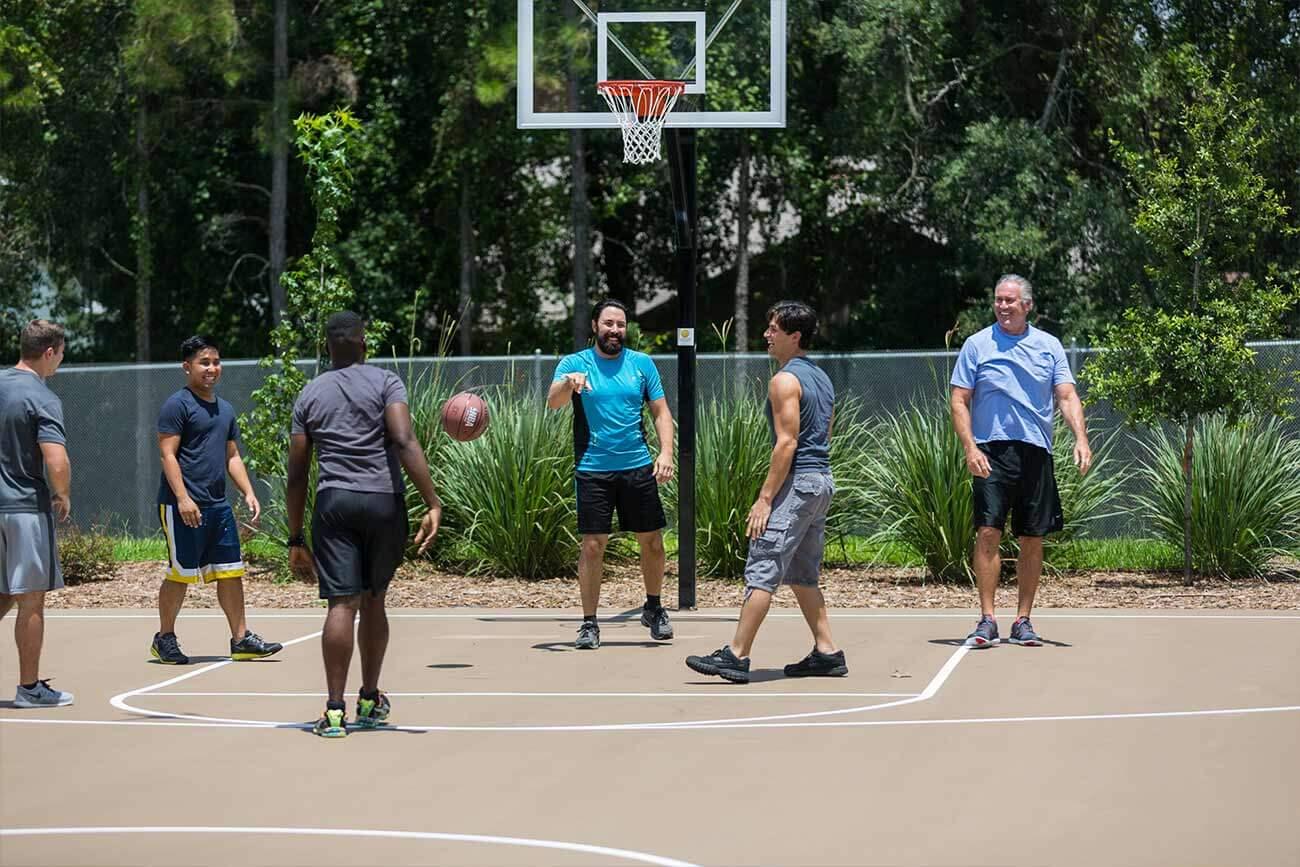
[0,512,64,595]
[744,471,834,594]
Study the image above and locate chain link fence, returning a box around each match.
[46,342,1299,537]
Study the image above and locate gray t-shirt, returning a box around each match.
[291,363,408,494]
[0,367,67,513]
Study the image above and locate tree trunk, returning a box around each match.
[458,175,475,355]
[1182,418,1195,585]
[269,0,288,327]
[134,100,152,362]
[734,134,752,351]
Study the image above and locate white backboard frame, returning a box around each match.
[517,0,786,129]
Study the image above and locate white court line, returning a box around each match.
[143,691,921,698]
[5,704,1298,732]
[0,826,698,867]
[100,644,969,732]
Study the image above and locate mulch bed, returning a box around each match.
[49,560,1300,610]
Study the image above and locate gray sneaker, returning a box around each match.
[640,606,674,640]
[1008,616,1043,646]
[964,615,1000,648]
[575,620,600,649]
[14,679,74,708]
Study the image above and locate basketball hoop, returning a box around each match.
[596,80,686,165]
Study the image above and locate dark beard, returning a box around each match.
[596,333,623,355]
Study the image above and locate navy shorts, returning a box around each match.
[972,441,1063,537]
[159,502,245,583]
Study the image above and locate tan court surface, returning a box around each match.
[2,608,1299,867]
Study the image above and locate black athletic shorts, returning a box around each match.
[575,464,667,536]
[311,488,408,598]
[972,440,1063,537]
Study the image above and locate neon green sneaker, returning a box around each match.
[313,707,347,738]
[355,692,391,729]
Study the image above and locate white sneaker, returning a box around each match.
[14,679,74,708]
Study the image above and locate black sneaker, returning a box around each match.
[355,691,391,729]
[150,632,190,665]
[640,606,674,640]
[1008,616,1043,646]
[575,620,600,649]
[231,631,283,661]
[784,648,848,678]
[313,706,347,738]
[685,646,751,683]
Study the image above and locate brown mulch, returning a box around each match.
[49,560,1300,610]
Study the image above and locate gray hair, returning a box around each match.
[994,273,1033,305]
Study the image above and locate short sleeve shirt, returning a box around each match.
[291,363,409,494]
[553,348,665,472]
[157,388,241,507]
[0,367,67,513]
[950,323,1074,450]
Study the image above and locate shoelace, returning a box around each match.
[160,634,182,654]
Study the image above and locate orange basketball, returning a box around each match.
[440,392,490,442]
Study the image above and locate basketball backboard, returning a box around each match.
[517,0,786,129]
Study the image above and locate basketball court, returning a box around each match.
[3,608,1298,866]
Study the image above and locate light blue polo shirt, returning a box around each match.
[553,348,665,472]
[951,323,1074,450]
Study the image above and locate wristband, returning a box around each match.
[287,533,306,548]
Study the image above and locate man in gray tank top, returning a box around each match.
[687,302,846,684]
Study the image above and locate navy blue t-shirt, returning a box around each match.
[156,388,240,507]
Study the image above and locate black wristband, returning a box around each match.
[287,533,306,548]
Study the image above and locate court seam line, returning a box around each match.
[142,690,923,698]
[0,826,699,867]
[42,612,1300,620]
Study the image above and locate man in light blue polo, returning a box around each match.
[950,274,1091,648]
[547,299,675,650]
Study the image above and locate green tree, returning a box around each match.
[1084,55,1298,582]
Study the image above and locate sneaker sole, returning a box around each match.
[685,658,749,684]
[963,637,1000,648]
[314,727,348,738]
[354,718,388,729]
[784,666,848,678]
[1007,638,1042,646]
[574,641,600,650]
[150,645,188,665]
[13,696,74,708]
[230,649,282,661]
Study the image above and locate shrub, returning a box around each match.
[1134,414,1300,578]
[58,524,116,583]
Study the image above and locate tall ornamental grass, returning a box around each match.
[1135,414,1300,578]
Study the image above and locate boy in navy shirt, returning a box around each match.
[151,336,281,665]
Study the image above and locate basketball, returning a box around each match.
[440,391,490,442]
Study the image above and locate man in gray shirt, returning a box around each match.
[0,320,75,708]
[287,311,442,738]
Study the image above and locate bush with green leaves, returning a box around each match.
[1134,414,1300,578]
[58,524,116,583]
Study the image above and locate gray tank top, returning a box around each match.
[765,356,834,472]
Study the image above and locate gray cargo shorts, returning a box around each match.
[743,471,834,594]
[0,512,64,595]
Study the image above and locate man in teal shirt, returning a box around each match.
[548,300,676,649]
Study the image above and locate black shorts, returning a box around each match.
[575,464,667,536]
[311,488,408,598]
[972,441,1063,537]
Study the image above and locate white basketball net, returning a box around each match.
[597,81,685,165]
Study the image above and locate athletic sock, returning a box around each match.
[644,595,661,611]
[326,699,346,711]
[359,688,379,701]
[20,681,37,690]
[583,614,598,625]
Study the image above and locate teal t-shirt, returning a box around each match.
[553,348,665,471]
